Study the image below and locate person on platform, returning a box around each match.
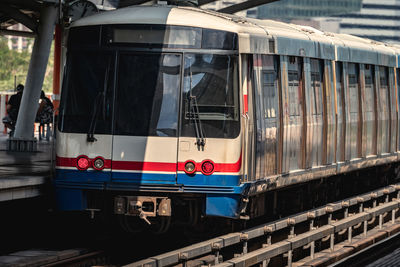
[36,90,53,124]
[2,84,24,136]
[35,91,54,140]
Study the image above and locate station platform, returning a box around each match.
[0,133,53,202]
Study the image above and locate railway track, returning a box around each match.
[126,183,400,267]
[0,248,107,267]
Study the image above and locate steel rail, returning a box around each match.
[126,183,400,267]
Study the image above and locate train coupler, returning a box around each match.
[114,196,172,224]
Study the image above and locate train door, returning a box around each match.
[363,64,377,156]
[281,56,304,172]
[335,62,345,162]
[177,53,241,186]
[111,52,181,184]
[389,68,397,153]
[378,66,390,154]
[253,54,280,178]
[56,50,115,183]
[398,68,400,151]
[347,63,360,160]
[308,58,324,167]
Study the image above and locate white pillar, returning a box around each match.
[13,4,58,140]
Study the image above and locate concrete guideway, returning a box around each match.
[127,183,400,267]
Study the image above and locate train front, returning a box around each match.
[55,9,245,230]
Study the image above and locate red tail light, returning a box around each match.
[201,160,214,175]
[76,155,90,170]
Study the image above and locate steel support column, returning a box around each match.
[8,4,58,151]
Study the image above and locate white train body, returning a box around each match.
[54,5,400,226]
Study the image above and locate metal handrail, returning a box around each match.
[127,183,400,267]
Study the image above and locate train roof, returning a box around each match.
[72,5,398,67]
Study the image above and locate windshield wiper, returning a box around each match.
[188,64,206,150]
[87,65,110,142]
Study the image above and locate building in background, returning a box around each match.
[6,24,32,52]
[257,0,362,22]
[323,0,400,44]
[202,0,258,17]
[256,0,400,45]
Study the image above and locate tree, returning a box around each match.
[0,36,54,92]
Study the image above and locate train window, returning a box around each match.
[114,53,181,137]
[335,62,343,114]
[398,69,400,104]
[348,63,359,114]
[288,57,302,116]
[202,29,238,50]
[364,65,374,112]
[58,51,114,134]
[107,25,238,50]
[261,56,279,118]
[380,66,389,88]
[112,26,201,48]
[68,26,101,48]
[311,59,323,115]
[379,66,389,109]
[181,53,239,139]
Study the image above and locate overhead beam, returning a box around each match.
[118,0,151,7]
[0,0,42,12]
[0,29,36,38]
[0,3,38,32]
[218,0,280,14]
[198,0,218,6]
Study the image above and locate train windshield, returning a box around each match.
[59,25,239,139]
[58,51,114,134]
[114,53,181,137]
[181,54,239,138]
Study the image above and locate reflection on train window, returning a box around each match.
[261,55,278,119]
[379,66,388,88]
[58,51,114,134]
[397,69,400,110]
[348,63,359,114]
[364,64,374,113]
[181,53,239,138]
[311,59,323,115]
[379,66,389,114]
[335,62,343,114]
[288,56,302,117]
[115,53,181,137]
[262,71,277,118]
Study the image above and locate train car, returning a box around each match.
[55,4,400,232]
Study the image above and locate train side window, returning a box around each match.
[379,66,389,109]
[311,59,323,115]
[364,64,374,113]
[335,62,343,114]
[261,55,279,118]
[288,56,302,116]
[348,63,359,114]
[398,69,400,94]
[398,68,400,110]
[115,53,181,137]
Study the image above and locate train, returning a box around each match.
[55,3,400,233]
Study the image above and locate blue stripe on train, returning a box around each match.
[56,169,241,186]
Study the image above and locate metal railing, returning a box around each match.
[127,183,400,267]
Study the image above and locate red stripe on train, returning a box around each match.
[56,154,241,173]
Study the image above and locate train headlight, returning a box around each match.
[184,160,196,175]
[93,157,105,171]
[201,160,215,175]
[76,155,90,171]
